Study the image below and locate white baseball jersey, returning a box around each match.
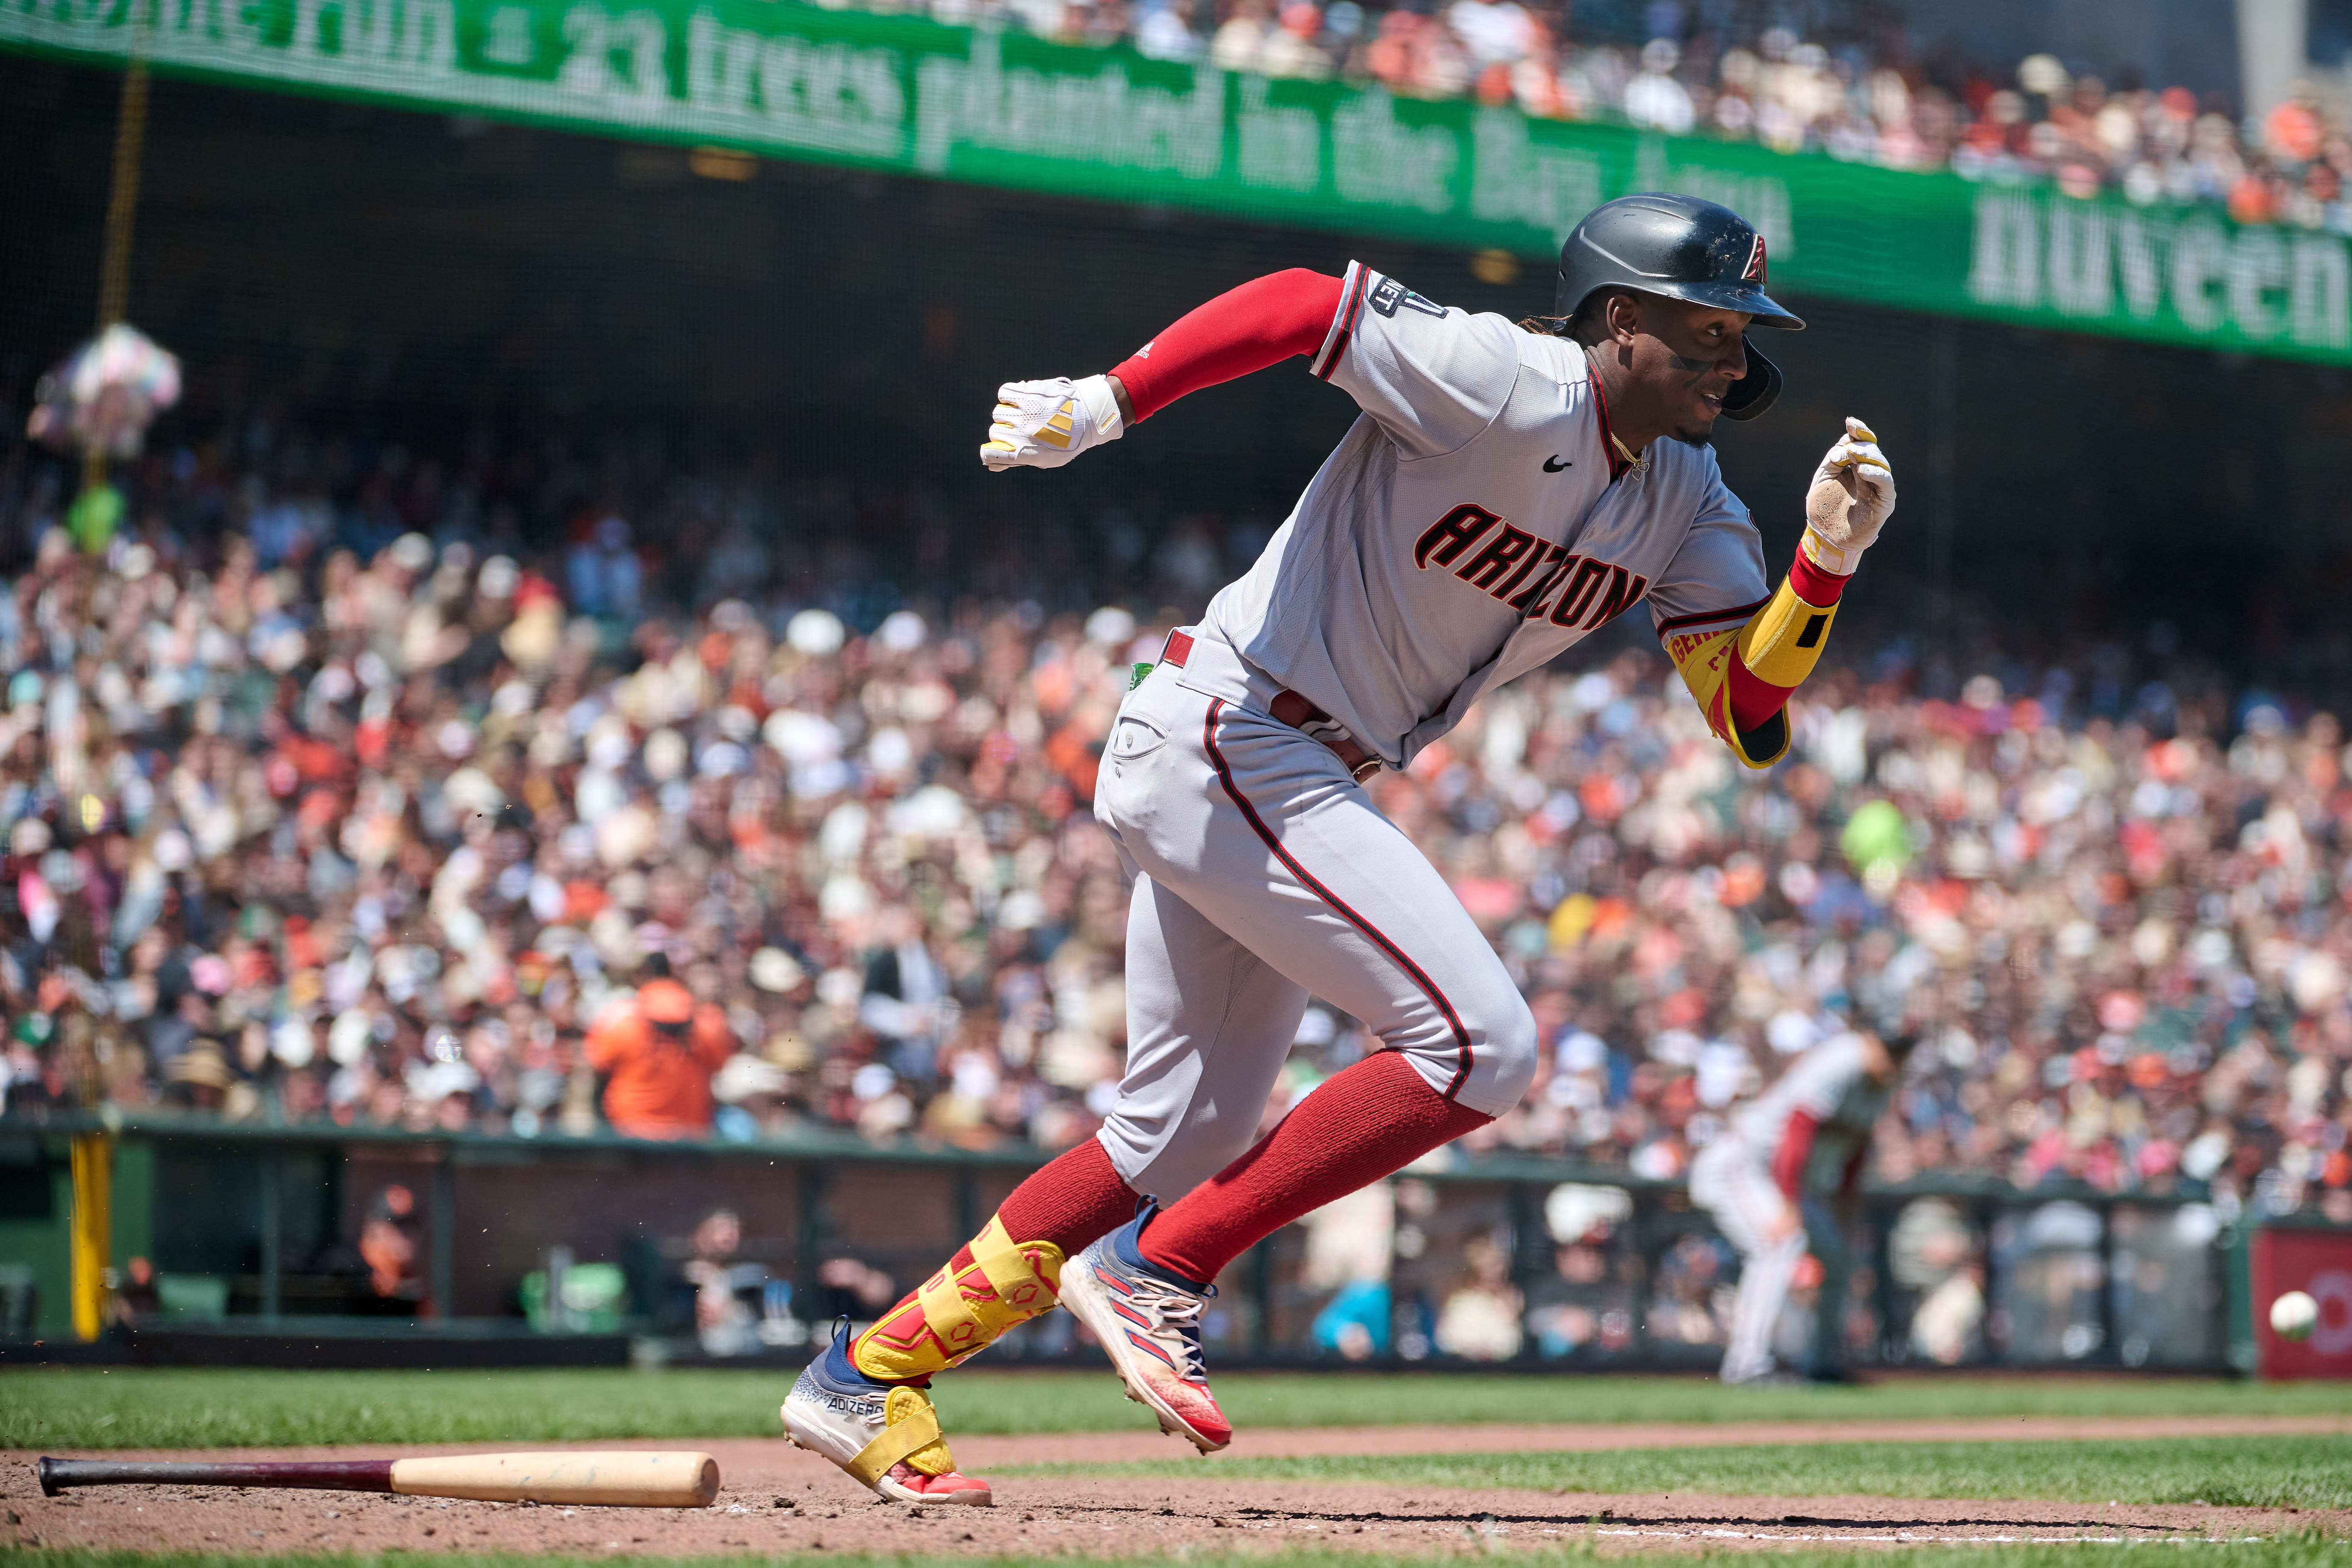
[1730,1032,1892,1195]
[1200,261,1772,769]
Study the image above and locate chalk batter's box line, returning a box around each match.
[1588,1528,2273,1546]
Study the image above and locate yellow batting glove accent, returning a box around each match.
[1803,415,1895,557]
[978,376,1124,470]
[1799,525,1862,577]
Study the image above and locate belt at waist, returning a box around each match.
[1160,631,1382,785]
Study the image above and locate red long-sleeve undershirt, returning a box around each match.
[1108,269,1345,422]
[1104,268,1844,737]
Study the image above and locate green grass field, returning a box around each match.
[5,1367,2347,1452]
[1002,1433,2352,1511]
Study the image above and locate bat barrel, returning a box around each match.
[388,1452,721,1507]
[36,1459,397,1496]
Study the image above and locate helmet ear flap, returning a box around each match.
[1718,339,1782,422]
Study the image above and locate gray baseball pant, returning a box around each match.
[1089,640,1538,1200]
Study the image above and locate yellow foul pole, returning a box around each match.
[83,53,151,499]
[69,1132,113,1341]
[65,53,151,1332]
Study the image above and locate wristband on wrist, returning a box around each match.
[1799,525,1863,578]
[1072,375,1125,443]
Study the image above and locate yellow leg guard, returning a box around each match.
[845,1385,956,1484]
[852,1215,1065,1381]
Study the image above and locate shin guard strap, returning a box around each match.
[970,1214,1061,1310]
[910,1217,1061,1364]
[913,1271,981,1359]
[846,1387,954,1483]
[860,1216,1067,1380]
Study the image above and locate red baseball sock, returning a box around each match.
[1138,1051,1491,1285]
[996,1136,1137,1252]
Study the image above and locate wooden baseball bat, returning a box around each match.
[36,1451,720,1507]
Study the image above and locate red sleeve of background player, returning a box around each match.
[1771,1108,1819,1200]
[1108,270,1346,423]
[1726,549,1853,733]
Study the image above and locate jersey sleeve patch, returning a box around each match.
[1365,274,1445,319]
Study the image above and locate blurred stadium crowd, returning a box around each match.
[2,426,2351,1233]
[857,0,2352,227]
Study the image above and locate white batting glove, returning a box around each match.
[979,375,1124,471]
[1801,416,1895,576]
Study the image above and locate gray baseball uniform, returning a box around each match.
[1092,263,1775,1199]
[1690,1032,1892,1382]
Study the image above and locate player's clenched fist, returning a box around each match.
[1802,416,1894,575]
[979,375,1126,470]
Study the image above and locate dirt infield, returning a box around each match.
[7,1419,2347,1557]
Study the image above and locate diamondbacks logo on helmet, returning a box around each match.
[1554,194,1801,333]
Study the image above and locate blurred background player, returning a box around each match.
[1693,1021,1923,1385]
[779,192,1895,1504]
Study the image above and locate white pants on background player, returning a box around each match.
[1091,632,1539,1199]
[1690,1133,1853,1383]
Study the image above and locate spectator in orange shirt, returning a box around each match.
[584,957,733,1139]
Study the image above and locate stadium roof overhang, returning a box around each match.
[6,0,2348,367]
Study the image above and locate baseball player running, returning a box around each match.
[1691,1025,1919,1384]
[781,192,1896,1503]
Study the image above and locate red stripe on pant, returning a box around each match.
[1198,697,1474,1099]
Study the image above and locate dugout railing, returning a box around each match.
[0,1108,2300,1373]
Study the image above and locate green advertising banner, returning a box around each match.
[6,0,2349,364]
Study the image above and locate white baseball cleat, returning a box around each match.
[1059,1200,1232,1453]
[781,1321,993,1505]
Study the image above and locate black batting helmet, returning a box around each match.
[1556,193,1802,422]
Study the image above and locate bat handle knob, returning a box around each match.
[37,1458,65,1497]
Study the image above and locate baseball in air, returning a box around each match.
[2271,1290,2319,1342]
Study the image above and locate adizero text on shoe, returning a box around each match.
[781,1354,992,1504]
[1060,1237,1232,1452]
